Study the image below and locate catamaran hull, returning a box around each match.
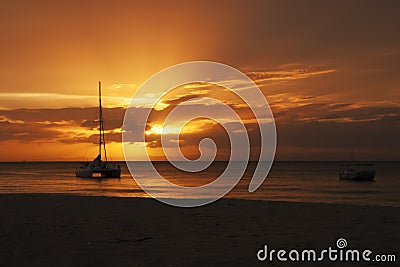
[75,170,93,178]
[75,169,121,178]
[96,169,121,178]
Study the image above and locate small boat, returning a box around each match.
[339,163,375,181]
[76,82,121,178]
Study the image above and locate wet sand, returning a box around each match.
[0,194,398,266]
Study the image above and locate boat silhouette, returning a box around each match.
[75,82,121,178]
[339,163,375,181]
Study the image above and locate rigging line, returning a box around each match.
[82,134,91,161]
[99,80,108,161]
[102,118,113,162]
[99,81,108,162]
[102,117,108,161]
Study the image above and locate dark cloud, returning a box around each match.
[276,115,400,160]
[0,107,127,143]
[1,99,399,160]
[161,94,207,107]
[274,102,400,123]
[0,120,62,142]
[246,68,335,83]
[1,107,125,127]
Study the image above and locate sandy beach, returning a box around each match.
[0,194,398,266]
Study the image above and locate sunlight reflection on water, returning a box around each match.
[0,161,399,206]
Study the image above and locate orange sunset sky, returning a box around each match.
[0,0,399,161]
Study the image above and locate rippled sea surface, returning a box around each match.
[0,161,399,207]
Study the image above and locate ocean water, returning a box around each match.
[0,161,399,207]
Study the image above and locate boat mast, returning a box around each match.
[98,81,102,158]
[98,81,108,161]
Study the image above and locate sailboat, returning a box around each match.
[75,81,121,178]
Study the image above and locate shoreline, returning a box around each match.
[2,192,400,208]
[2,160,400,162]
[0,194,398,266]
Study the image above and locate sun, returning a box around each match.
[145,125,164,135]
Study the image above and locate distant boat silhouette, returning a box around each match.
[339,163,375,181]
[75,81,121,178]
